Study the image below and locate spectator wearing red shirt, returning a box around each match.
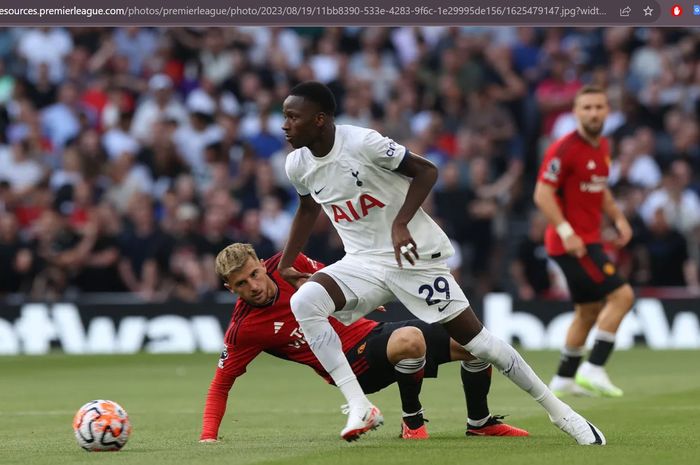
[535,53,582,138]
[200,243,528,442]
[534,85,635,398]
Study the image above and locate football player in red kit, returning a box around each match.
[200,243,528,442]
[534,85,635,397]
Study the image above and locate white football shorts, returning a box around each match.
[315,253,469,325]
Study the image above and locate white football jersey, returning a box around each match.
[285,125,454,259]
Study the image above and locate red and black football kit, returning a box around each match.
[200,252,451,440]
[538,131,626,303]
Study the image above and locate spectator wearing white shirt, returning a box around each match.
[629,29,666,88]
[640,159,700,237]
[103,112,140,161]
[237,27,302,70]
[640,158,700,287]
[310,35,342,84]
[104,151,154,214]
[17,27,73,84]
[199,28,235,87]
[130,74,188,145]
[608,132,661,189]
[239,89,284,143]
[350,48,399,103]
[112,27,159,76]
[259,195,293,250]
[40,81,81,150]
[49,147,82,192]
[172,91,224,191]
[0,131,45,197]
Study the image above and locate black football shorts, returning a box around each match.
[345,320,452,394]
[551,243,627,304]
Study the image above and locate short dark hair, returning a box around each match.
[289,81,337,115]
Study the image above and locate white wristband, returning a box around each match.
[556,221,575,240]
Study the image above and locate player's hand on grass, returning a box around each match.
[392,221,419,268]
[563,234,586,258]
[613,217,633,248]
[279,266,312,289]
[199,438,218,443]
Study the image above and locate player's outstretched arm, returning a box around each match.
[199,368,237,442]
[392,153,438,267]
[533,182,586,257]
[200,343,262,442]
[279,194,322,287]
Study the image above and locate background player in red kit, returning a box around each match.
[534,85,635,398]
[200,243,528,442]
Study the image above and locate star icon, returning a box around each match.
[643,5,653,16]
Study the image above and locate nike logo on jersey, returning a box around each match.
[587,160,596,170]
[503,358,516,375]
[437,301,450,312]
[314,186,326,195]
[274,321,284,334]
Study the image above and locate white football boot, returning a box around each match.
[576,362,624,397]
[549,375,597,398]
[550,408,606,445]
[340,404,384,441]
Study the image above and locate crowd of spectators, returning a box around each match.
[0,26,699,303]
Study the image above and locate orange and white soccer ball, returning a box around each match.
[72,400,132,451]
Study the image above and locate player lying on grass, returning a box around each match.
[200,243,529,441]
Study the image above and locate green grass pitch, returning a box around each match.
[1,349,697,465]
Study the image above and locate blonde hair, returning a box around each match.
[215,243,260,281]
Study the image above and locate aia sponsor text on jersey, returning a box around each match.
[331,194,385,223]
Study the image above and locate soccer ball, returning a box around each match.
[72,400,131,451]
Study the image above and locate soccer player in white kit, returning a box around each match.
[278,81,605,445]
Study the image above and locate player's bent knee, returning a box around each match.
[610,284,635,310]
[289,281,335,321]
[389,327,426,359]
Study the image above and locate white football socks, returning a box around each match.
[395,356,426,374]
[464,327,570,419]
[290,281,370,408]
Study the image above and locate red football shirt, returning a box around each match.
[200,252,378,440]
[538,131,611,256]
